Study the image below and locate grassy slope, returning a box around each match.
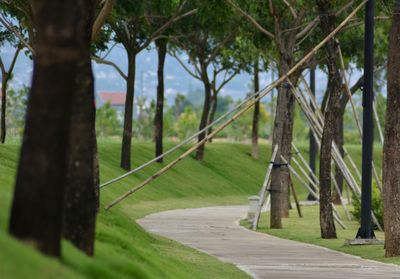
[0,141,278,279]
[244,206,400,265]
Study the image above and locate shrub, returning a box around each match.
[351,182,384,230]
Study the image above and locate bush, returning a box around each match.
[351,182,384,230]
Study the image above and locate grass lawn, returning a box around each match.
[0,139,394,278]
[242,205,400,265]
[1,141,281,279]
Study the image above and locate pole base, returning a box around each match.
[344,238,383,246]
[355,227,376,239]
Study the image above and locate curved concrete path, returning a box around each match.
[138,206,400,279]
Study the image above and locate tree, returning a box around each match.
[8,0,90,257]
[98,0,195,170]
[383,0,400,257]
[154,38,167,162]
[170,0,240,160]
[315,0,340,239]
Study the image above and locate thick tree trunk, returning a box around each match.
[154,39,167,163]
[0,77,7,143]
[270,56,297,227]
[383,0,400,257]
[120,53,136,170]
[207,93,217,143]
[251,60,260,159]
[8,0,83,257]
[195,73,211,161]
[63,56,97,256]
[316,0,339,239]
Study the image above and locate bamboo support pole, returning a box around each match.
[337,46,382,191]
[288,79,383,231]
[252,145,279,230]
[104,2,368,210]
[290,180,302,218]
[373,101,384,144]
[292,143,319,183]
[280,156,347,229]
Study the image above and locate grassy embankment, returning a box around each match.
[1,141,282,279]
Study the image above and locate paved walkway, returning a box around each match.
[138,206,400,279]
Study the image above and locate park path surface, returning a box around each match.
[138,205,400,279]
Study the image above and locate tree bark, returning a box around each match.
[316,0,339,239]
[1,76,7,144]
[207,92,217,143]
[251,60,260,159]
[63,55,97,255]
[270,55,297,227]
[8,0,84,257]
[308,66,318,201]
[195,64,211,161]
[120,52,136,170]
[154,39,167,163]
[332,108,344,204]
[383,0,400,257]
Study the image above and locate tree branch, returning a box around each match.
[224,0,275,40]
[91,0,116,42]
[168,51,202,81]
[0,12,35,54]
[137,8,198,53]
[91,56,128,80]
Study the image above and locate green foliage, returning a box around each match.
[351,183,384,230]
[96,103,121,137]
[223,99,270,140]
[174,106,198,140]
[5,86,28,138]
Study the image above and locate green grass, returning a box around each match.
[1,141,280,279]
[242,206,400,265]
[1,140,394,278]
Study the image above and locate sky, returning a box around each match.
[1,43,367,106]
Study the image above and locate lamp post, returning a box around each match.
[357,0,375,239]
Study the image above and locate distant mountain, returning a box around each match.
[1,43,362,106]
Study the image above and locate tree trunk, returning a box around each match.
[270,56,297,227]
[308,67,318,201]
[195,72,211,161]
[316,0,339,239]
[383,0,400,257]
[333,109,344,204]
[0,77,7,143]
[8,0,84,257]
[63,57,97,256]
[251,60,260,159]
[207,92,217,143]
[154,39,167,163]
[120,53,136,170]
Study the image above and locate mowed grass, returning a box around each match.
[0,140,393,278]
[243,205,400,265]
[1,141,281,279]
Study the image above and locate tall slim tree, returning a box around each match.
[154,38,167,162]
[316,0,339,239]
[251,59,260,159]
[226,0,318,227]
[383,0,400,257]
[96,0,194,170]
[170,0,240,160]
[8,0,88,257]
